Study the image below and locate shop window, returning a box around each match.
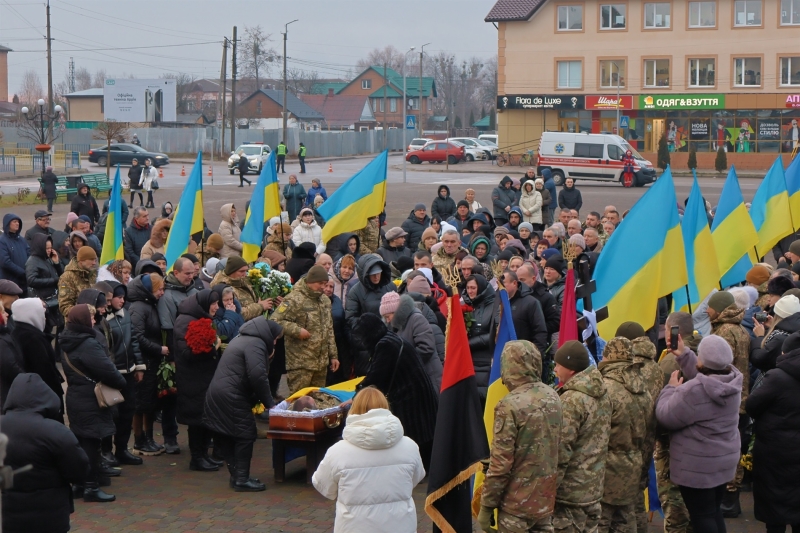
[689,2,716,27]
[362,79,372,90]
[689,58,715,87]
[734,57,761,86]
[644,59,670,87]
[558,5,583,30]
[601,4,626,29]
[781,57,800,86]
[644,3,671,28]
[557,60,582,88]
[734,0,761,26]
[600,60,625,89]
[782,0,800,25]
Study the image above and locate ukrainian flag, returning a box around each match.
[99,165,124,264]
[751,156,793,258]
[317,150,387,243]
[593,168,687,339]
[241,152,280,262]
[672,173,720,312]
[785,155,800,230]
[164,152,204,270]
[711,167,759,288]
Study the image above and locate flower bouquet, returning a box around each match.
[247,262,293,301]
[185,318,218,355]
[463,304,475,331]
[252,402,266,415]
[157,359,176,398]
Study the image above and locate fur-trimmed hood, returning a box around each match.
[390,294,418,331]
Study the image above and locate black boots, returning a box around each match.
[115,448,143,465]
[190,456,219,472]
[233,459,265,492]
[83,482,115,503]
[101,451,120,467]
[164,437,180,455]
[721,490,741,518]
[146,429,166,454]
[133,432,163,456]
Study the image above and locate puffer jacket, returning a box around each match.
[312,408,425,533]
[558,182,583,212]
[305,182,328,207]
[138,218,170,261]
[401,211,430,252]
[751,312,800,372]
[345,254,396,331]
[711,305,751,413]
[292,213,326,255]
[464,279,496,396]
[431,185,456,221]
[282,182,306,222]
[203,318,280,440]
[218,203,243,258]
[491,176,517,222]
[69,185,99,223]
[211,270,263,321]
[157,272,198,335]
[123,219,151,267]
[0,324,23,411]
[25,234,61,301]
[57,257,97,318]
[0,213,30,291]
[541,168,558,210]
[519,184,543,224]
[106,304,144,374]
[377,241,412,265]
[127,274,164,361]
[390,295,442,391]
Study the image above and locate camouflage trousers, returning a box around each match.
[553,502,601,533]
[286,367,327,396]
[598,502,635,533]
[654,440,692,533]
[497,510,554,533]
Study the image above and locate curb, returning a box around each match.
[388,164,770,179]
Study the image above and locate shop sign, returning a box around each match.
[786,95,800,108]
[585,95,634,110]
[498,94,584,110]
[758,119,782,140]
[690,119,709,139]
[640,94,725,110]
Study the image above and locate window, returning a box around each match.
[558,5,583,30]
[644,59,670,87]
[599,60,625,88]
[689,1,716,27]
[781,57,800,85]
[644,3,671,28]
[601,4,626,29]
[186,100,196,112]
[557,60,582,88]
[689,58,715,86]
[782,0,800,25]
[373,98,384,112]
[361,79,372,90]
[390,98,397,112]
[734,57,761,86]
[255,101,261,115]
[575,143,604,158]
[608,144,624,160]
[734,0,761,26]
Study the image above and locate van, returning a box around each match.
[536,132,656,187]
[478,133,498,145]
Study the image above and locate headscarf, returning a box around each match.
[67,304,94,328]
[195,289,220,315]
[463,274,488,305]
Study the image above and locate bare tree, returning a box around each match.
[355,45,406,73]
[240,26,277,90]
[161,72,197,113]
[93,121,130,177]
[92,69,108,88]
[18,69,45,106]
[286,68,321,96]
[75,67,93,91]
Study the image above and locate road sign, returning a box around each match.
[619,115,630,128]
[405,115,416,129]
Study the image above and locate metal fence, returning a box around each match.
[0,152,81,174]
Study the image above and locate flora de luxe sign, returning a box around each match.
[585,95,634,110]
[640,94,725,110]
[786,95,800,108]
[498,95,584,110]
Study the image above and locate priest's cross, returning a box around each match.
[575,257,608,339]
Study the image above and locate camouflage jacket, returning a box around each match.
[264,233,292,260]
[432,245,469,275]
[482,340,562,520]
[711,305,750,413]
[58,258,97,318]
[556,366,611,507]
[631,336,663,488]
[754,280,770,310]
[211,270,263,321]
[270,278,337,372]
[657,332,702,387]
[356,218,380,256]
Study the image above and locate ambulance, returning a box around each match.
[536,132,657,187]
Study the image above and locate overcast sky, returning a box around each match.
[1,0,498,96]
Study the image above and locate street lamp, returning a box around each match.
[282,19,299,145]
[402,46,416,184]
[20,99,63,176]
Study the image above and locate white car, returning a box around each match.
[449,140,485,162]
[450,137,496,160]
[228,142,272,175]
[479,133,498,145]
[407,138,433,152]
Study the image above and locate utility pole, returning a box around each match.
[418,43,430,139]
[230,26,237,154]
[382,61,388,148]
[45,0,53,140]
[219,38,228,155]
[282,20,298,145]
[68,57,75,93]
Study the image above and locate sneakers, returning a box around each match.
[133,433,163,456]
[164,437,180,455]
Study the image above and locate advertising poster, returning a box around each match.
[758,119,781,140]
[690,119,709,140]
[103,79,177,122]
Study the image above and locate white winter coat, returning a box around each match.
[292,220,326,255]
[218,203,243,259]
[312,408,425,533]
[519,185,543,224]
[140,166,158,192]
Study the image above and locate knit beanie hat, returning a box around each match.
[406,274,432,296]
[768,276,795,297]
[697,334,733,371]
[615,321,646,341]
[540,248,559,261]
[457,200,470,209]
[742,286,759,307]
[518,222,533,234]
[421,227,438,243]
[76,246,97,261]
[493,226,509,237]
[497,249,515,262]
[555,340,590,372]
[790,240,800,257]
[224,255,248,275]
[545,255,566,274]
[708,291,735,313]
[66,212,79,226]
[414,203,426,212]
[11,298,46,331]
[792,262,800,277]
[746,265,770,286]
[728,289,751,311]
[206,233,224,251]
[774,294,800,318]
[380,292,401,316]
[569,234,586,250]
[305,265,329,284]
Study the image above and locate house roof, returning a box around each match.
[310,82,348,95]
[485,0,546,21]
[241,89,324,121]
[64,88,104,98]
[0,45,12,52]
[300,94,376,127]
[473,116,491,127]
[369,86,402,99]
[188,79,231,94]
[339,66,437,98]
[176,113,213,124]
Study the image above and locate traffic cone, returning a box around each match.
[158,167,164,178]
[328,163,333,173]
[180,165,186,177]
[207,166,212,177]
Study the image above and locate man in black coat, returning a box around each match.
[70,183,100,226]
[40,166,58,212]
[401,204,431,251]
[516,263,560,344]
[1,374,89,533]
[501,270,548,356]
[492,176,517,227]
[237,151,252,187]
[558,178,583,214]
[123,207,151,267]
[25,210,56,243]
[431,184,456,221]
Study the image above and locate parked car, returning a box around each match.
[87,144,169,167]
[476,138,499,160]
[227,142,272,175]
[406,141,465,165]
[449,140,485,162]
[478,133,498,145]
[407,138,433,152]
[450,137,494,161]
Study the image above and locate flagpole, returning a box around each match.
[684,285,693,315]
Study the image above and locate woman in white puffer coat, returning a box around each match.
[312,387,425,533]
[292,207,326,255]
[519,180,543,226]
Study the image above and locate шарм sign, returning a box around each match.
[585,95,634,110]
[640,94,725,110]
[498,95,584,110]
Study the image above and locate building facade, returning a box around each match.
[487,0,800,158]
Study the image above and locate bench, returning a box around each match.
[38,176,77,201]
[81,173,112,197]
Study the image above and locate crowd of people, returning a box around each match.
[0,167,799,533]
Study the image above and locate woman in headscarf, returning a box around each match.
[462,274,496,400]
[469,236,494,280]
[285,241,317,283]
[330,254,359,303]
[25,234,63,333]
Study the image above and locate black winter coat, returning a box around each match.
[70,188,100,224]
[401,211,430,251]
[530,280,560,337]
[327,294,352,384]
[505,285,548,355]
[106,306,144,373]
[431,186,457,221]
[11,322,63,418]
[558,184,583,212]
[128,165,143,190]
[465,283,497,396]
[61,324,126,440]
[40,170,58,199]
[491,177,517,222]
[345,254,396,332]
[203,318,280,440]
[1,373,89,533]
[127,275,164,361]
[174,295,220,426]
[750,313,800,372]
[377,243,412,265]
[25,233,61,301]
[746,347,800,524]
[123,222,151,267]
[0,325,23,411]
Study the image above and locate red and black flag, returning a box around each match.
[425,295,490,532]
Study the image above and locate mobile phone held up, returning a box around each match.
[670,326,679,350]
[754,312,769,323]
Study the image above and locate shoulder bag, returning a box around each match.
[62,353,124,408]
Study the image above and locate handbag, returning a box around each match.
[62,353,124,408]
[151,175,160,189]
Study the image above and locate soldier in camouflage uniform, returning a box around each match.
[597,336,651,533]
[479,340,562,533]
[355,216,380,256]
[271,265,338,395]
[58,246,98,318]
[552,341,611,533]
[432,228,469,273]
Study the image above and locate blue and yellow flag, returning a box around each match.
[99,165,124,264]
[317,150,387,243]
[593,168,687,339]
[241,152,280,262]
[164,152,204,270]
[785,155,800,230]
[711,166,759,288]
[751,156,793,258]
[672,173,719,312]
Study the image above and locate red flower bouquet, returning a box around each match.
[185,318,217,355]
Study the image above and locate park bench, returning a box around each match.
[81,173,112,197]
[37,175,77,200]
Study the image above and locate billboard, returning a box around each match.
[103,78,177,122]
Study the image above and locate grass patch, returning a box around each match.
[0,187,48,207]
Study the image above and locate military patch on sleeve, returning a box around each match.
[493,414,505,435]
[276,302,289,313]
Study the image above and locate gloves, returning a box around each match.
[477,506,496,532]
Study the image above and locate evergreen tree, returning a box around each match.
[469,109,475,127]
[657,133,670,170]
[715,146,727,172]
[489,107,496,130]
[455,115,462,129]
[687,146,697,170]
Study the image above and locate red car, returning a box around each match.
[406,141,465,165]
